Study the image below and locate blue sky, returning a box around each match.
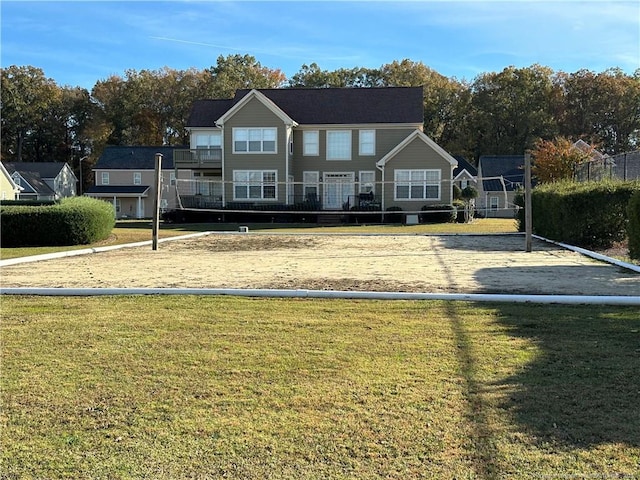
[1,1,639,90]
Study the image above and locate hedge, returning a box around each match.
[1,197,115,247]
[628,191,640,260]
[420,204,457,223]
[516,180,640,249]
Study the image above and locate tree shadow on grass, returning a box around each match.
[492,303,640,448]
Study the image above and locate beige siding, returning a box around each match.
[93,168,179,218]
[1,173,16,200]
[290,127,416,178]
[381,137,455,211]
[223,96,288,202]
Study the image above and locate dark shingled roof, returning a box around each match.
[453,156,477,177]
[95,146,185,170]
[187,87,424,127]
[85,185,150,195]
[4,162,67,179]
[186,99,234,127]
[479,155,526,191]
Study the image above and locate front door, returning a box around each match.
[323,173,354,210]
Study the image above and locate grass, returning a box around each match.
[0,218,517,261]
[2,296,639,478]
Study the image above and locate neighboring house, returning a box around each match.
[85,146,185,219]
[452,156,478,192]
[0,162,22,200]
[477,155,525,218]
[572,139,608,162]
[173,87,458,215]
[3,162,77,201]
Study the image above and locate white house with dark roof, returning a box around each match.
[85,146,186,219]
[3,162,77,201]
[452,156,478,192]
[174,87,458,216]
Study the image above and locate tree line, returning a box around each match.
[2,55,639,180]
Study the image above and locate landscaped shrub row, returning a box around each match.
[0,197,115,247]
[516,180,640,249]
[627,191,640,260]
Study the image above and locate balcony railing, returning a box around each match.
[174,148,222,169]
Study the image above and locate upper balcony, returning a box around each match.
[174,148,222,170]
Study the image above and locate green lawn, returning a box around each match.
[0,218,517,260]
[2,296,638,478]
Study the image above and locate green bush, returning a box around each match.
[1,197,115,247]
[516,180,640,249]
[628,191,640,260]
[420,204,456,223]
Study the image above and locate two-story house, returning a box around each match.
[173,87,458,219]
[3,162,77,201]
[85,146,185,219]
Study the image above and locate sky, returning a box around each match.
[1,0,639,90]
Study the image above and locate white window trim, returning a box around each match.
[232,127,277,154]
[394,169,441,201]
[358,171,376,194]
[195,132,222,148]
[232,170,277,201]
[489,196,500,210]
[101,172,110,185]
[359,130,375,156]
[303,171,320,201]
[133,172,141,185]
[303,130,319,156]
[326,130,352,161]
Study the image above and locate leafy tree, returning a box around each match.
[468,65,561,158]
[530,137,592,183]
[1,65,60,162]
[560,68,640,154]
[289,63,382,88]
[206,54,286,98]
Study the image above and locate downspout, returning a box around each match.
[285,125,290,205]
[376,162,385,222]
[216,122,226,207]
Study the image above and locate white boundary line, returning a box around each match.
[0,287,638,305]
[0,231,215,267]
[533,235,640,274]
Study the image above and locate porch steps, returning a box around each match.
[316,213,345,226]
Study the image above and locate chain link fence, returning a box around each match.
[574,150,640,182]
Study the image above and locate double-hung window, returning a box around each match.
[133,172,141,185]
[196,132,222,160]
[326,130,351,160]
[101,172,110,185]
[394,169,441,200]
[233,128,277,153]
[359,130,375,156]
[233,170,277,200]
[303,130,319,156]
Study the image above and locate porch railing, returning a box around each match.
[174,148,222,169]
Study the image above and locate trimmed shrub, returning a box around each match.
[516,180,640,249]
[385,206,403,224]
[1,197,115,247]
[628,191,640,260]
[420,204,456,223]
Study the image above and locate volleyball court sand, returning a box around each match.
[1,234,639,296]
